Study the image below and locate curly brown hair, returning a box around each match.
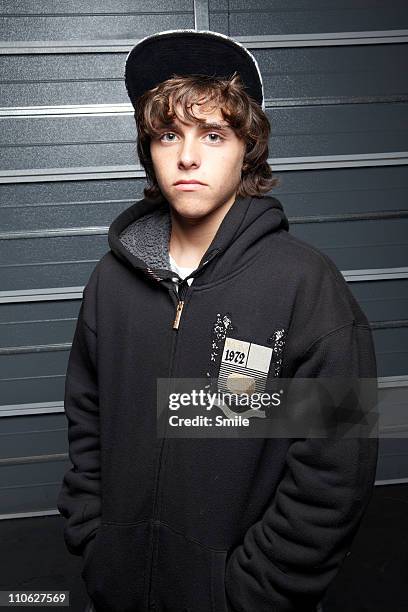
[134,71,280,199]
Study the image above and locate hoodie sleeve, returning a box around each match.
[224,322,379,612]
[56,287,102,561]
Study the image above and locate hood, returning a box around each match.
[108,193,289,287]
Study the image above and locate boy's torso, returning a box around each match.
[79,194,368,611]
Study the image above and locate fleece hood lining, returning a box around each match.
[114,195,289,278]
[119,203,172,270]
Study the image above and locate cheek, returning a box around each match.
[151,151,169,176]
[217,152,244,176]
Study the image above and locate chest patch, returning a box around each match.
[218,336,273,395]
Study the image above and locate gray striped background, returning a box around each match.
[0,0,407,518]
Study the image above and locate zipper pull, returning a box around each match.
[173,300,184,329]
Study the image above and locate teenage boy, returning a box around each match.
[57,30,378,612]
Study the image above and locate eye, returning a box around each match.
[206,133,224,142]
[159,132,178,142]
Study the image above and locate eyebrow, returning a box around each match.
[159,121,232,132]
[196,121,232,131]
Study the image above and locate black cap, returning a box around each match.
[124,29,265,112]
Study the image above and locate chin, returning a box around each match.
[168,197,211,216]
[175,206,210,220]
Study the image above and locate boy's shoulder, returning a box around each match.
[273,228,341,279]
[269,229,369,328]
[82,251,115,298]
[256,195,342,282]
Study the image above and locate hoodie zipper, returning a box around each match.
[145,279,189,611]
[171,278,188,330]
[146,250,219,610]
[173,299,184,329]
[171,249,220,329]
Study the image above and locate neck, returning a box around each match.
[169,194,237,268]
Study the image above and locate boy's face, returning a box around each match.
[149,101,246,220]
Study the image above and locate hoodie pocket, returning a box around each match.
[81,521,149,612]
[216,336,273,397]
[155,523,229,612]
[211,549,230,612]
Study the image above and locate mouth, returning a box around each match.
[174,180,207,191]
[174,180,206,186]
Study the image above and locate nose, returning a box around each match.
[177,135,200,169]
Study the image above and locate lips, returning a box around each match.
[174,180,205,185]
[174,182,206,191]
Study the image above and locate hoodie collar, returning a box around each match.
[108,193,289,285]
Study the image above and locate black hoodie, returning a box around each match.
[57,194,378,612]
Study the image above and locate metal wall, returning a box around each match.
[0,0,407,517]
